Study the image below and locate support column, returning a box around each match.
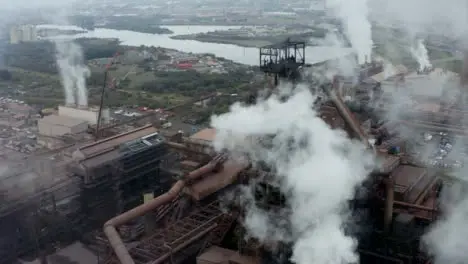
[143,192,156,235]
[384,176,394,233]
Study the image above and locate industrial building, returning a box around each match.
[3,39,466,264]
[58,105,110,125]
[9,25,37,44]
[38,115,88,137]
[0,125,175,263]
[69,125,173,233]
[94,40,454,264]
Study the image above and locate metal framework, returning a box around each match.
[259,38,307,86]
[105,200,237,264]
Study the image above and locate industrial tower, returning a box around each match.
[259,38,308,86]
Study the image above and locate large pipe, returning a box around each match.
[383,176,394,233]
[152,224,217,264]
[103,157,223,264]
[321,83,372,149]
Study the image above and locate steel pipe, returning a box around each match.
[321,83,372,149]
[103,157,223,264]
[151,224,217,264]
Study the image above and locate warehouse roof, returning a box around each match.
[73,124,158,160]
[40,115,87,127]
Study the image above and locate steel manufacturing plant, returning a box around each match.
[2,39,468,264]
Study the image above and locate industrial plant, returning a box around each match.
[0,37,466,264]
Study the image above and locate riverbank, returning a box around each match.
[171,32,323,48]
[41,25,354,65]
[37,28,87,37]
[170,34,273,48]
[102,24,173,34]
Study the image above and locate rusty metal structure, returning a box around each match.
[5,43,467,264]
[93,42,453,264]
[259,38,307,86]
[94,123,440,264]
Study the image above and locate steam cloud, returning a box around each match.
[326,0,373,65]
[423,182,468,263]
[366,2,468,263]
[410,39,432,71]
[55,40,90,107]
[211,85,374,264]
[51,8,90,107]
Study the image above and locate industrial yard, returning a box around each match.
[3,0,468,261]
[0,36,465,264]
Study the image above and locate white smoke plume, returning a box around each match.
[423,182,468,264]
[49,8,91,107]
[368,0,468,40]
[410,39,432,71]
[211,85,375,264]
[326,0,373,65]
[55,40,90,107]
[366,2,468,263]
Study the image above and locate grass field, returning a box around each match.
[106,65,158,89]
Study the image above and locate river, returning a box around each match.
[38,24,354,66]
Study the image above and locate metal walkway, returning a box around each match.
[115,200,233,264]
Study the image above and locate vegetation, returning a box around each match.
[4,39,122,74]
[101,16,173,34]
[2,42,256,108]
[137,69,255,96]
[0,70,12,81]
[37,28,87,37]
[172,29,327,47]
[68,15,96,30]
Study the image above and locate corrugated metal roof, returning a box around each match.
[77,125,157,158]
[81,149,120,169]
[391,165,427,196]
[40,115,87,127]
[190,128,216,142]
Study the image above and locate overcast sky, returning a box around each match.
[0,0,78,11]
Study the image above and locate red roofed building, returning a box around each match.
[176,63,193,69]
